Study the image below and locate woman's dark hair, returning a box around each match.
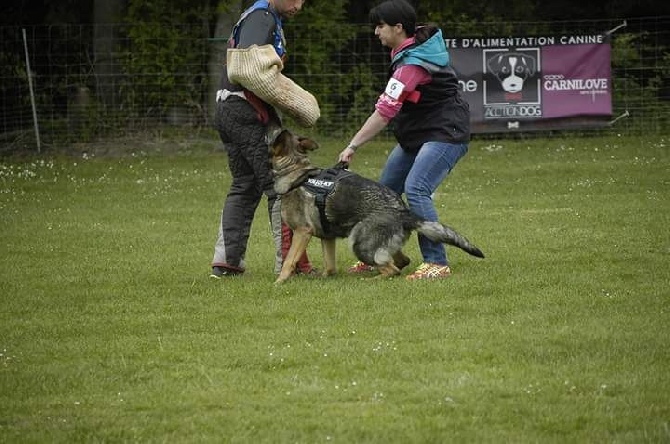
[414,24,439,44]
[369,0,417,37]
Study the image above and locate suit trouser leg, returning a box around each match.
[212,98,268,271]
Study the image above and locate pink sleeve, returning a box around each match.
[375,65,431,120]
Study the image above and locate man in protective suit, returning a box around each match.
[210,0,320,279]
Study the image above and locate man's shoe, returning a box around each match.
[405,263,451,281]
[347,261,375,274]
[209,266,243,279]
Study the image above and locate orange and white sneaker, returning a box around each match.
[347,261,375,274]
[405,263,452,281]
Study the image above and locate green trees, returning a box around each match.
[0,0,667,145]
[119,0,214,126]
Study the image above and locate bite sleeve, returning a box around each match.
[227,44,320,127]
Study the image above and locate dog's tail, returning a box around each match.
[416,221,485,258]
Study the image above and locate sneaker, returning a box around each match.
[209,266,243,279]
[405,263,451,281]
[347,261,375,274]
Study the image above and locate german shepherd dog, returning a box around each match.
[271,129,484,284]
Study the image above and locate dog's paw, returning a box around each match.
[274,275,291,285]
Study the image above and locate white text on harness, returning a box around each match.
[306,178,334,188]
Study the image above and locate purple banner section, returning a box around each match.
[542,44,612,118]
[446,34,612,133]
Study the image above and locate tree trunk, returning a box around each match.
[208,1,244,123]
[93,0,124,108]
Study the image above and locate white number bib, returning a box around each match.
[384,78,406,100]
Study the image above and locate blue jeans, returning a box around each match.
[379,142,468,265]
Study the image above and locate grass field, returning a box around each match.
[1,133,668,443]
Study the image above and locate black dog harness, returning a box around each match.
[301,167,352,235]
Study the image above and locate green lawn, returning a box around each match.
[1,133,668,443]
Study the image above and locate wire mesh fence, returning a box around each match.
[1,16,668,154]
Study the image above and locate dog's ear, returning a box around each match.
[520,55,537,75]
[487,53,503,72]
[297,136,319,153]
[270,129,291,156]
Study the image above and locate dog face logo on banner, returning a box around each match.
[487,52,536,94]
[483,48,542,121]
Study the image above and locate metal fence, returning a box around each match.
[1,16,668,154]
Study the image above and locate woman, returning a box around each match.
[338,0,470,280]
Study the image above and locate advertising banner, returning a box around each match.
[446,34,612,133]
